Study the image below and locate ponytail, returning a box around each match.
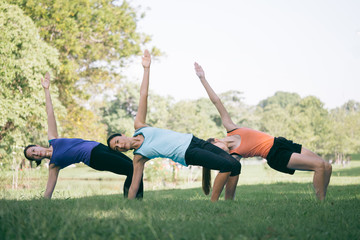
[202,167,211,195]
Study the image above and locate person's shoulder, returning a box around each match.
[135,125,151,132]
[48,138,57,145]
[48,163,60,169]
[227,127,240,134]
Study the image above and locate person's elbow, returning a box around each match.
[139,91,148,99]
[134,121,146,130]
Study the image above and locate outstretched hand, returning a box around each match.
[194,62,205,78]
[41,72,50,89]
[142,50,151,68]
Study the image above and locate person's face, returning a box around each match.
[212,139,230,153]
[26,145,49,160]
[110,135,131,152]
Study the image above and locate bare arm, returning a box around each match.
[42,72,58,140]
[134,50,151,130]
[128,155,147,199]
[44,164,60,199]
[194,63,238,132]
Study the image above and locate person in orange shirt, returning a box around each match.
[194,62,332,201]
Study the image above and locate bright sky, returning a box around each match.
[123,0,360,109]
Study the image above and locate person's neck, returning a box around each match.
[131,135,144,150]
[47,146,53,158]
[224,136,239,150]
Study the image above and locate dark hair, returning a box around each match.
[107,133,122,148]
[202,167,211,195]
[23,145,42,166]
[202,138,215,195]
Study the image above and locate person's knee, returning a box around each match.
[218,157,241,175]
[325,162,332,173]
[229,160,241,176]
[315,160,330,173]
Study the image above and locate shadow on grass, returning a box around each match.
[1,183,359,240]
[332,166,360,176]
[1,182,359,205]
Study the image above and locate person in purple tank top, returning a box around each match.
[24,72,143,199]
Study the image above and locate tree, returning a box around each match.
[219,90,258,129]
[257,93,332,157]
[146,94,174,129]
[256,91,300,137]
[9,0,159,138]
[167,100,221,140]
[101,80,140,138]
[9,0,157,104]
[288,96,331,156]
[329,100,360,161]
[0,1,64,167]
[257,104,293,137]
[258,91,301,109]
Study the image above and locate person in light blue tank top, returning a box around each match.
[23,72,143,199]
[107,50,241,202]
[133,127,192,166]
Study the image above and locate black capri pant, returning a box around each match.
[89,143,143,198]
[185,136,241,176]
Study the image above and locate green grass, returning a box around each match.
[0,161,359,239]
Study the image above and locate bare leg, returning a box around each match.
[211,172,231,202]
[225,175,239,200]
[302,148,332,194]
[287,147,332,201]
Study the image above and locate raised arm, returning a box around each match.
[134,50,151,130]
[41,72,58,140]
[194,63,238,132]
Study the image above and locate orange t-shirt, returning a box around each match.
[227,128,274,158]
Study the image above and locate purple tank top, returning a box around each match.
[49,138,100,169]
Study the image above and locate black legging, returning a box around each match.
[185,136,241,176]
[89,143,143,198]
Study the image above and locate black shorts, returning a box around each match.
[266,137,302,175]
[184,136,241,176]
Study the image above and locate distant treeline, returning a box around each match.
[1,1,359,169]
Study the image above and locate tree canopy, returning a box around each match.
[1,0,359,170]
[9,0,157,105]
[0,1,64,164]
[8,0,160,140]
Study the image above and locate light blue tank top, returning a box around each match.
[133,127,193,166]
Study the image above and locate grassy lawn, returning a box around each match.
[0,160,359,239]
